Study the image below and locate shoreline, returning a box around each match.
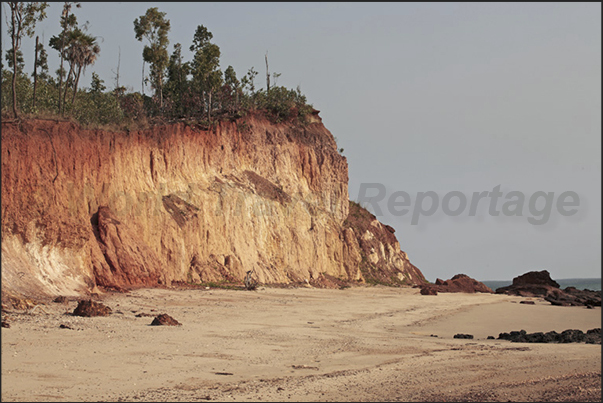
[2,286,601,402]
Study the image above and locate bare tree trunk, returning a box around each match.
[62,62,74,115]
[11,6,18,119]
[32,36,39,110]
[208,91,212,121]
[115,46,120,89]
[141,61,145,95]
[58,34,65,114]
[177,60,183,116]
[265,53,270,92]
[71,65,82,106]
[159,76,163,111]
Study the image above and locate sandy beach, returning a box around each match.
[1,286,600,402]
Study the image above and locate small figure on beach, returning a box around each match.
[244,270,258,290]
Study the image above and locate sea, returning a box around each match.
[482,278,601,292]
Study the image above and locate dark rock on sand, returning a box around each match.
[420,274,493,295]
[72,299,112,317]
[520,301,535,305]
[420,287,438,295]
[496,270,601,307]
[1,320,10,328]
[555,287,601,307]
[150,313,181,326]
[53,296,68,303]
[513,270,560,288]
[585,328,601,344]
[496,270,559,297]
[454,333,474,339]
[498,328,601,344]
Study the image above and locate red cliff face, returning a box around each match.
[1,115,426,298]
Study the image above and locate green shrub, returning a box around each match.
[250,85,313,123]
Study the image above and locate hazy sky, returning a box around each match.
[2,2,600,281]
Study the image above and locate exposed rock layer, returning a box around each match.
[1,116,426,298]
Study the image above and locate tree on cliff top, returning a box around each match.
[223,65,241,113]
[66,28,101,107]
[134,7,170,111]
[165,42,190,118]
[6,1,48,118]
[51,25,101,112]
[32,36,49,109]
[189,24,222,120]
[49,2,80,115]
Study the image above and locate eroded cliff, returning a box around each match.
[1,114,425,299]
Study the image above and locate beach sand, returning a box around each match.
[1,286,600,402]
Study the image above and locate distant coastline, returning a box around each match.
[481,278,601,292]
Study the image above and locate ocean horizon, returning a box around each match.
[481,278,601,292]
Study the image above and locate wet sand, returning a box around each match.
[1,286,601,402]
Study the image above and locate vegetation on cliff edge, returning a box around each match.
[1,3,315,130]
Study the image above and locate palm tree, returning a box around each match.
[54,27,100,110]
[52,28,77,114]
[70,30,100,106]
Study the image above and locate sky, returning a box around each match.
[1,2,600,281]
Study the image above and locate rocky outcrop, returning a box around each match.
[343,201,425,286]
[1,115,426,299]
[72,299,112,317]
[544,287,601,307]
[420,274,493,294]
[498,328,601,344]
[512,270,560,288]
[496,270,559,297]
[496,271,601,307]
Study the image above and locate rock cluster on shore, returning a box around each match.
[498,328,601,344]
[495,270,601,307]
[419,274,494,295]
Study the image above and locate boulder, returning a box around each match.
[150,314,181,326]
[72,299,112,317]
[512,270,560,288]
[420,287,438,295]
[420,274,493,294]
[559,329,585,343]
[585,328,601,344]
